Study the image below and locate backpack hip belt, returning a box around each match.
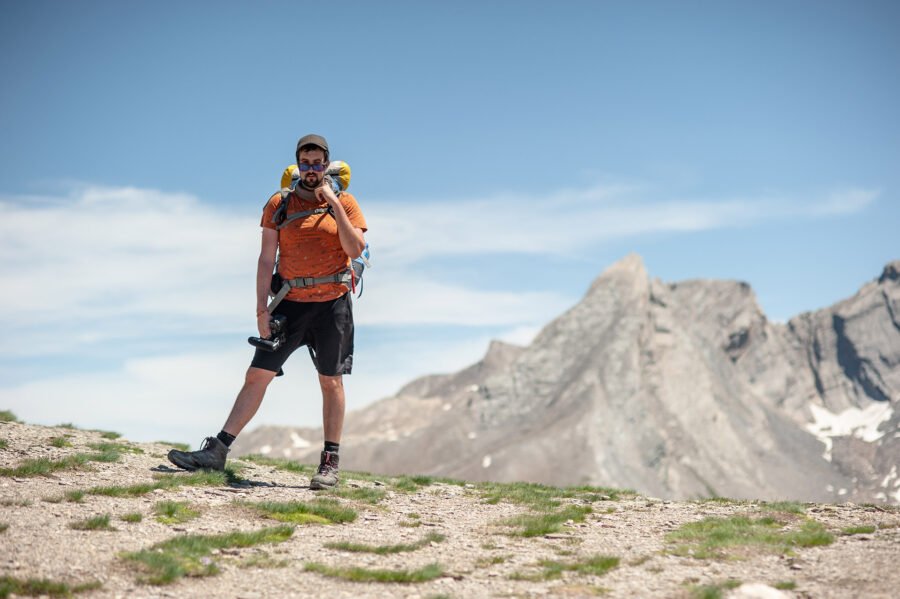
[267,268,353,312]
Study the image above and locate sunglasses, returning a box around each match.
[297,163,327,172]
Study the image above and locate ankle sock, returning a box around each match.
[217,431,236,447]
[324,441,340,454]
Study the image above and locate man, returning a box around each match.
[167,134,367,490]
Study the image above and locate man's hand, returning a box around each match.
[257,312,271,338]
[315,181,339,207]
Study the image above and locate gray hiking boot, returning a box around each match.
[309,451,339,489]
[167,437,228,472]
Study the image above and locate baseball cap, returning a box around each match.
[296,134,329,160]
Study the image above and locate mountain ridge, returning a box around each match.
[234,256,900,504]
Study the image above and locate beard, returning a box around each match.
[301,173,321,189]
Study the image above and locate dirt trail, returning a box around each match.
[1,420,898,598]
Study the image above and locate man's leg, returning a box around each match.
[168,367,277,471]
[310,373,345,489]
[222,367,278,436]
[319,373,346,443]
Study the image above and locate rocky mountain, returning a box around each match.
[233,256,900,503]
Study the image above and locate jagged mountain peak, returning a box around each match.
[481,339,525,368]
[586,253,649,296]
[879,260,900,284]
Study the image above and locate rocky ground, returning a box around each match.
[1,418,899,599]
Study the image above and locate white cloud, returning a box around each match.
[0,183,879,359]
[810,188,881,216]
[365,185,881,265]
[0,185,574,356]
[0,186,257,354]
[356,274,571,326]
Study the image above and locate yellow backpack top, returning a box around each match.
[280,160,351,192]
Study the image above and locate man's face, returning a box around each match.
[298,148,328,188]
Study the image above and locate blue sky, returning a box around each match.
[1,1,897,445]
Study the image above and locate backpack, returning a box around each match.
[266,161,370,312]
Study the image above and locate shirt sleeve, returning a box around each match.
[340,193,368,232]
[260,193,281,230]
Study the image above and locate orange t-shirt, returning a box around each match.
[261,191,368,302]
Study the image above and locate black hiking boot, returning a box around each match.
[309,450,339,489]
[167,437,228,472]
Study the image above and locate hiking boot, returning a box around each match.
[309,450,339,489]
[167,437,228,472]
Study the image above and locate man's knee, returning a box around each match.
[246,367,277,386]
[318,373,343,394]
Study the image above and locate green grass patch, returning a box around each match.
[862,503,900,513]
[390,475,426,492]
[70,514,116,531]
[841,525,876,535]
[774,581,796,590]
[761,501,806,514]
[480,481,568,510]
[696,497,752,506]
[159,441,190,452]
[87,441,143,455]
[249,498,357,525]
[1,455,92,477]
[478,481,628,511]
[0,410,18,423]
[154,500,200,525]
[0,439,7,450]
[0,498,30,507]
[511,554,619,582]
[667,515,834,559]
[389,474,465,492]
[304,562,444,583]
[688,579,742,599]
[0,576,100,597]
[243,455,314,475]
[0,523,8,534]
[552,584,609,596]
[121,512,143,523]
[122,525,294,585]
[237,553,290,569]
[325,531,445,554]
[475,554,509,567]
[50,422,120,440]
[64,490,85,503]
[87,471,229,497]
[0,441,144,477]
[49,436,72,448]
[500,504,592,537]
[323,486,387,504]
[398,512,426,527]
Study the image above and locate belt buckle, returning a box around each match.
[303,277,315,287]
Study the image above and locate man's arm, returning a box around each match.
[316,185,366,259]
[256,227,279,336]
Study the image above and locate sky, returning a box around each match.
[1,0,897,446]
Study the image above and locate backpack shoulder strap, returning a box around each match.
[271,189,292,227]
[277,206,332,230]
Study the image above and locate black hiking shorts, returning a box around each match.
[250,293,354,377]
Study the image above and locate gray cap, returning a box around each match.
[296,134,329,160]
